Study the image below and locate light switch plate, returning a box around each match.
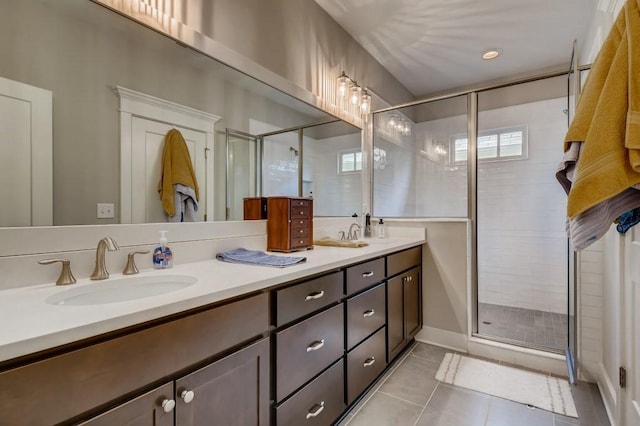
[97,203,115,219]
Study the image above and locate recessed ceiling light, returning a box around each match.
[482,49,502,60]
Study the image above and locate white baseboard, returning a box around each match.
[598,362,618,426]
[415,326,468,352]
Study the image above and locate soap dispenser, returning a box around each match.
[153,230,173,269]
[377,218,386,239]
[364,213,372,238]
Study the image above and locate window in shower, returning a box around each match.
[453,125,527,163]
[338,148,362,174]
[476,75,569,352]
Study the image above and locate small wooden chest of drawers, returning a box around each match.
[267,197,314,252]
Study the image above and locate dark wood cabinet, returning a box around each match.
[0,293,269,426]
[84,339,270,426]
[7,243,423,426]
[388,265,422,361]
[267,197,313,252]
[175,338,270,426]
[80,382,174,426]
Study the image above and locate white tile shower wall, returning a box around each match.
[579,237,604,381]
[373,137,417,217]
[304,133,362,216]
[414,98,568,313]
[414,115,468,217]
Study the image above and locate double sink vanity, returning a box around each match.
[0,235,424,425]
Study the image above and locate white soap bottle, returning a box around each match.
[153,230,173,269]
[377,218,386,239]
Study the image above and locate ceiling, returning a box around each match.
[315,0,598,97]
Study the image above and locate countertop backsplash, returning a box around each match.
[0,217,413,291]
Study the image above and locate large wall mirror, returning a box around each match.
[0,0,361,227]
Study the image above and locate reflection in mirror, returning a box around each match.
[226,119,363,219]
[303,121,363,216]
[263,130,301,198]
[373,96,468,218]
[226,129,261,221]
[0,0,338,226]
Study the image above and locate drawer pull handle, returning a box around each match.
[306,401,325,419]
[305,290,325,301]
[363,309,375,317]
[306,339,325,352]
[362,271,374,278]
[161,398,176,413]
[180,390,195,404]
[363,357,376,367]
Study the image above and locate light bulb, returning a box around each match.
[360,90,371,114]
[349,83,361,105]
[337,72,350,98]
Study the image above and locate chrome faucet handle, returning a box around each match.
[38,258,77,285]
[91,237,120,280]
[123,250,150,275]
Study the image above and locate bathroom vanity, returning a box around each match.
[0,238,423,425]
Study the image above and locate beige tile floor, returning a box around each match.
[337,342,610,426]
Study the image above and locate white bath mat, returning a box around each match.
[435,352,578,418]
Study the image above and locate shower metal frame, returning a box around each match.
[369,62,591,362]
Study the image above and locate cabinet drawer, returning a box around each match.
[346,257,385,295]
[347,327,386,404]
[346,283,386,349]
[276,304,344,401]
[0,293,269,426]
[290,198,312,208]
[291,224,310,238]
[276,271,344,326]
[290,218,309,228]
[290,205,311,218]
[276,359,345,426]
[290,235,311,249]
[387,246,421,277]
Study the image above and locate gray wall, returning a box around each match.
[0,0,320,225]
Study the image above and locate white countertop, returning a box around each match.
[0,236,424,363]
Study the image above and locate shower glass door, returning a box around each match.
[476,75,570,353]
[226,129,261,220]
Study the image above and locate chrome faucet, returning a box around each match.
[91,237,120,280]
[347,223,362,240]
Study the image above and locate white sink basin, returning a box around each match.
[46,274,198,306]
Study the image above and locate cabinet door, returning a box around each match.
[80,382,174,426]
[387,266,422,362]
[405,267,422,339]
[175,338,270,426]
[387,275,404,362]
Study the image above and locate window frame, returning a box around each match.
[450,124,528,164]
[337,148,362,174]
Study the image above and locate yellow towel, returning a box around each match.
[158,129,199,217]
[564,0,640,219]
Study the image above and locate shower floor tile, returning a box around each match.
[478,303,567,352]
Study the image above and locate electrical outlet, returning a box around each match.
[97,203,115,219]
